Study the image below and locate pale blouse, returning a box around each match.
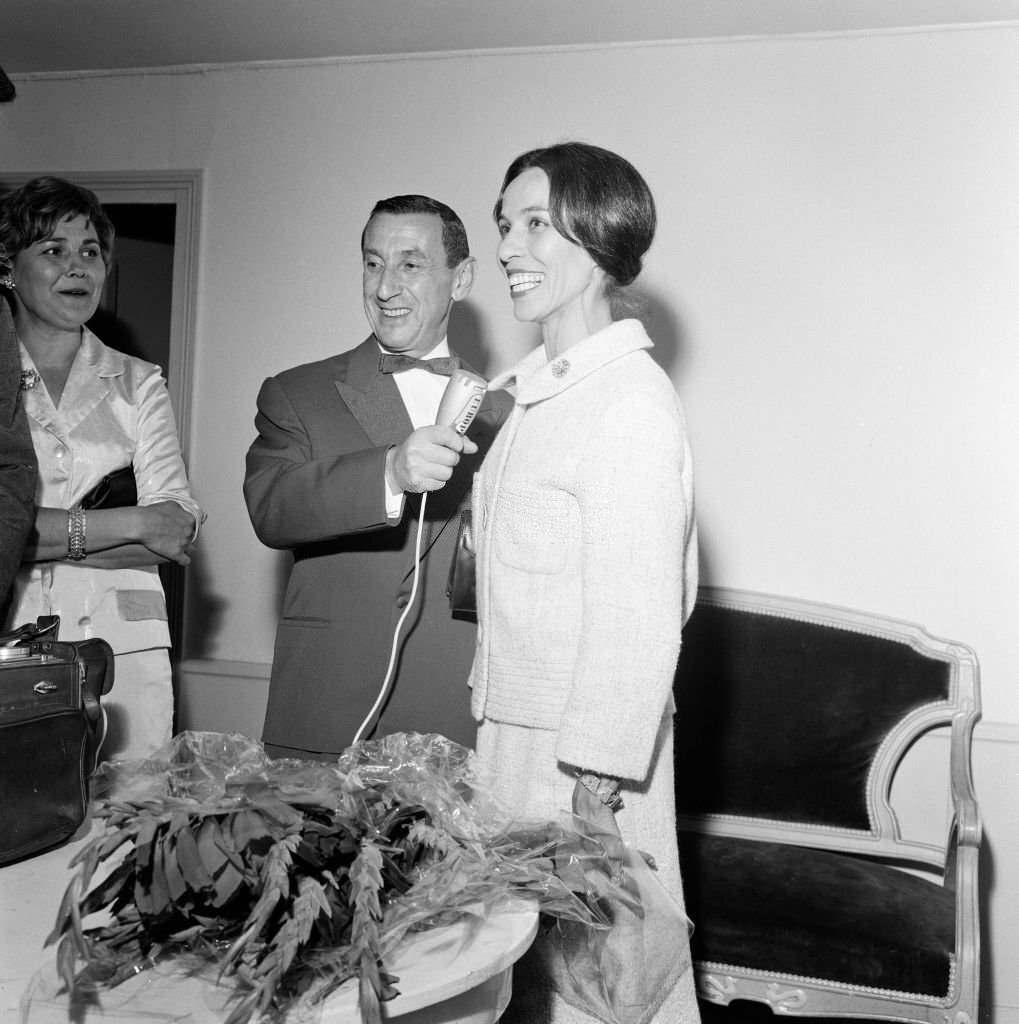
[5,328,202,654]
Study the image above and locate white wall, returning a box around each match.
[7,25,1016,717]
[3,21,1017,1019]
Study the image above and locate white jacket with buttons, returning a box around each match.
[469,319,698,783]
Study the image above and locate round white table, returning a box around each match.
[0,823,538,1023]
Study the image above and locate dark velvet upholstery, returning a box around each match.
[679,833,954,996]
[669,589,981,1021]
[674,603,951,830]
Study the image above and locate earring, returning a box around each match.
[0,276,13,290]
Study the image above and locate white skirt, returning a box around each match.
[475,714,700,1024]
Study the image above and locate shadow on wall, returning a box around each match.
[452,284,690,383]
[449,299,531,379]
[180,545,228,661]
[635,281,688,382]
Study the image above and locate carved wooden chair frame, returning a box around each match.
[674,587,981,1024]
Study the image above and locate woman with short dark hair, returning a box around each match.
[470,142,700,1023]
[494,140,657,291]
[0,176,203,760]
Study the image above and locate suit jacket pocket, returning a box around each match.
[493,489,574,575]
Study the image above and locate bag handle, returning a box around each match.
[0,615,60,647]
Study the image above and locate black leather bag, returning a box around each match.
[79,464,137,510]
[446,509,477,622]
[0,618,115,865]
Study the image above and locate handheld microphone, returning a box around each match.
[352,367,488,745]
[436,368,487,435]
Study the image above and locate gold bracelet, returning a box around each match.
[67,506,87,561]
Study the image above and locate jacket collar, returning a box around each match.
[490,319,653,406]
[19,327,128,435]
[81,326,128,378]
[332,335,412,447]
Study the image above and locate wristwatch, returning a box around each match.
[577,771,624,812]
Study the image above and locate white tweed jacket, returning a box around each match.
[469,319,698,783]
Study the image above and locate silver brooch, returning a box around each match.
[19,369,41,391]
[551,358,570,378]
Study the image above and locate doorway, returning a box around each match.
[91,202,176,369]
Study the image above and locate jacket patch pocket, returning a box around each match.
[493,488,574,575]
[116,589,168,622]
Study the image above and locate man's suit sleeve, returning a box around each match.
[243,375,392,549]
[0,312,37,611]
[0,401,36,612]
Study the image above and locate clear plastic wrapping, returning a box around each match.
[26,731,689,1023]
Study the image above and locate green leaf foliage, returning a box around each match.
[49,732,623,1023]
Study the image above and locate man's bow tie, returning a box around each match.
[379,353,460,376]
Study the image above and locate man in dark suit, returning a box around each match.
[244,195,510,758]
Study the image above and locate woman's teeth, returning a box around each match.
[508,273,542,295]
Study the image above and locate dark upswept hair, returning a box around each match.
[0,176,115,268]
[494,142,656,288]
[361,194,470,268]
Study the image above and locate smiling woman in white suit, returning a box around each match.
[470,142,700,1024]
[0,177,203,761]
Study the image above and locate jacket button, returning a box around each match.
[551,358,570,378]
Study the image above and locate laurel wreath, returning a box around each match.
[44,733,611,1024]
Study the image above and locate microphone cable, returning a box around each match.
[350,367,486,746]
[351,493,429,745]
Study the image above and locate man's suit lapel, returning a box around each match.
[334,337,498,587]
[334,337,413,448]
[333,338,444,588]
